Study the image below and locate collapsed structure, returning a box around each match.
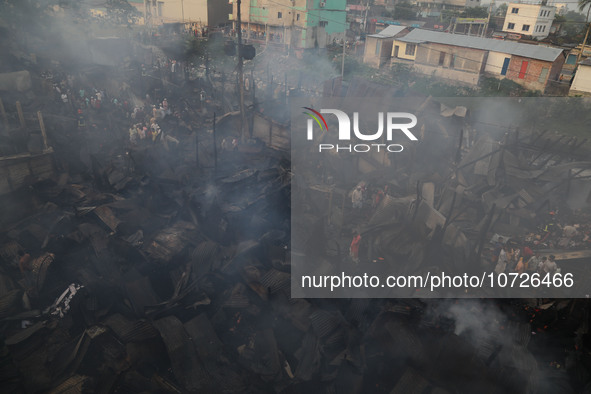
[1,6,591,394]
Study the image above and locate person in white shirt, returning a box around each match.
[495,246,508,274]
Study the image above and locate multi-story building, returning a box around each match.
[413,0,482,17]
[502,2,556,40]
[231,0,347,49]
[142,0,231,28]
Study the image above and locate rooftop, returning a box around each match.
[397,29,563,62]
[367,25,407,39]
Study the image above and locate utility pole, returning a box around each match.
[237,0,247,141]
[341,38,346,79]
[483,0,494,38]
[362,0,370,34]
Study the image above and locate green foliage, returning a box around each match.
[460,6,489,18]
[496,3,508,16]
[391,62,412,83]
[440,9,460,24]
[383,2,418,20]
[554,10,588,45]
[479,76,542,97]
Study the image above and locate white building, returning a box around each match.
[570,58,591,96]
[502,2,556,39]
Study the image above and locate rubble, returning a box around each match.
[1,6,591,394]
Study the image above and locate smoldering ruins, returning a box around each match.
[2,3,591,394]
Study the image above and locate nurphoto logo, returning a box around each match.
[303,107,418,153]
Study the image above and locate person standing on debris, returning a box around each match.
[352,186,363,210]
[514,255,526,274]
[232,137,238,151]
[138,124,146,140]
[542,255,558,275]
[350,232,362,264]
[494,245,509,274]
[129,125,138,144]
[526,253,542,273]
[77,109,85,129]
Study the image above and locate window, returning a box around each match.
[540,9,544,16]
[439,52,446,66]
[375,42,381,56]
[296,13,300,21]
[511,7,518,13]
[405,43,416,56]
[538,67,549,83]
[507,23,515,29]
[450,54,456,69]
[522,24,530,32]
[319,20,328,27]
[542,25,546,32]
[278,11,282,18]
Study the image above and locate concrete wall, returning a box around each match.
[484,51,511,76]
[391,40,416,60]
[505,54,562,92]
[413,64,480,85]
[570,65,591,95]
[364,37,394,67]
[502,3,555,39]
[416,43,486,74]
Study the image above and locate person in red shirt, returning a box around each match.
[350,232,362,263]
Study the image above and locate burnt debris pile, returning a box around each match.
[2,6,591,394]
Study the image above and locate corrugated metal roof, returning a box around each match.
[397,29,563,62]
[580,57,591,66]
[367,25,407,39]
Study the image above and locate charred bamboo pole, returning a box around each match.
[16,101,25,129]
[441,188,457,234]
[237,0,246,142]
[475,203,496,263]
[455,128,464,164]
[37,111,48,151]
[0,98,8,129]
[213,113,217,172]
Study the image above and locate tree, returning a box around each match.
[580,0,591,20]
[495,3,507,17]
[577,0,591,63]
[460,6,488,18]
[554,10,587,44]
[392,1,418,20]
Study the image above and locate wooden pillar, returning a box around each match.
[37,111,48,151]
[213,113,218,171]
[16,101,25,129]
[328,189,333,225]
[0,98,8,129]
